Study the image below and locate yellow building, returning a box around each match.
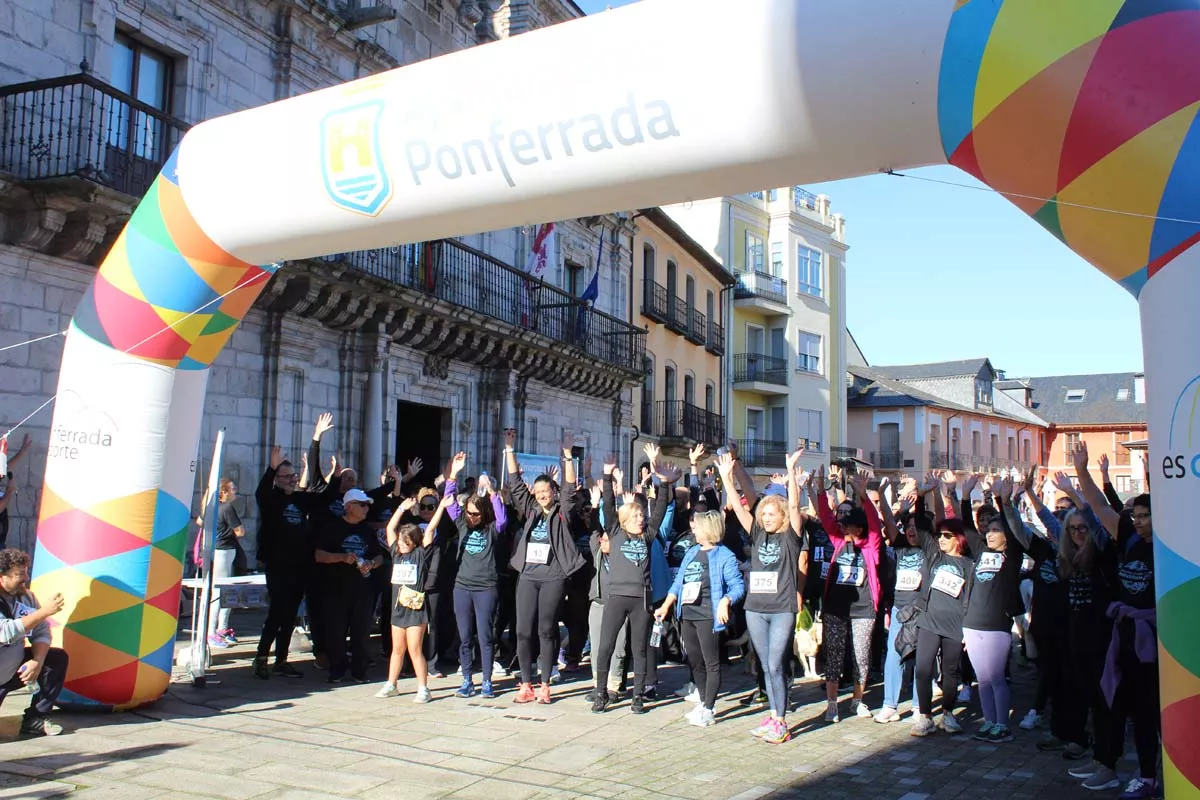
[666,189,850,486]
[630,207,735,470]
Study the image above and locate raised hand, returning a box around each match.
[449,451,467,478]
[995,475,1013,502]
[689,443,706,465]
[643,442,661,465]
[270,445,284,469]
[603,453,618,475]
[313,412,334,439]
[589,482,602,507]
[386,464,400,482]
[1051,470,1074,494]
[812,464,827,493]
[582,453,593,479]
[961,472,978,498]
[785,446,805,472]
[404,457,424,480]
[656,463,684,484]
[941,470,957,488]
[562,429,575,454]
[1071,441,1089,473]
[1098,452,1110,476]
[547,464,560,485]
[504,428,517,449]
[620,492,637,506]
[612,466,624,491]
[848,471,867,500]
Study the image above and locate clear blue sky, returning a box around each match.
[574,0,1145,378]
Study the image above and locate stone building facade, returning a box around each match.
[0,0,645,554]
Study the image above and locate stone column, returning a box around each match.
[363,327,386,482]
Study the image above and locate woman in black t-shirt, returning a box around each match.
[376,495,445,703]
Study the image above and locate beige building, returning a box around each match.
[630,207,734,470]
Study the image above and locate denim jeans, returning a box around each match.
[745,610,796,717]
[883,604,918,710]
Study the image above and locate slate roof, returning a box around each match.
[848,365,1049,426]
[872,359,994,381]
[1025,373,1146,426]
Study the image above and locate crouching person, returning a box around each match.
[0,548,67,736]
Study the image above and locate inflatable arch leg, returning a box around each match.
[27,1,1200,793]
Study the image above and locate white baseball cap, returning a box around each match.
[343,488,373,505]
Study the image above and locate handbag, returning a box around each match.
[397,585,426,611]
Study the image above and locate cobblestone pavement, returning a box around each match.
[0,617,1134,799]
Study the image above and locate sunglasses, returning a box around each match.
[419,502,438,510]
[938,531,957,539]
[1067,524,1090,534]
[465,508,483,516]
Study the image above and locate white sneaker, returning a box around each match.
[688,707,715,728]
[674,681,696,698]
[852,700,873,719]
[684,703,704,723]
[958,685,972,704]
[550,666,562,684]
[940,712,963,734]
[493,661,508,677]
[684,688,700,703]
[824,701,840,723]
[874,706,900,724]
[375,682,398,698]
[414,686,432,704]
[1018,709,1042,730]
[910,714,936,737]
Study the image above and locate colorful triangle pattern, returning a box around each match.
[938,0,1200,297]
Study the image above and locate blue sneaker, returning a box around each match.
[480,680,496,698]
[455,679,475,698]
[207,634,230,649]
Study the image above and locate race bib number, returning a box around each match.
[681,581,701,604]
[1020,554,1035,573]
[749,571,779,594]
[895,569,922,592]
[391,563,417,586]
[836,565,865,586]
[12,601,35,618]
[978,552,1004,574]
[932,570,965,597]
[819,562,831,580]
[526,542,551,565]
[813,546,826,562]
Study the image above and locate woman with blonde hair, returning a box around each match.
[717,449,806,744]
[655,508,744,727]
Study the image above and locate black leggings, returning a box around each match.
[516,577,566,685]
[1095,640,1161,779]
[915,627,962,717]
[594,595,652,696]
[256,571,306,662]
[682,618,721,709]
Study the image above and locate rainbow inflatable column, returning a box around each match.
[29,151,274,709]
[937,1,1200,794]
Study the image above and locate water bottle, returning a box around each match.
[478,470,489,497]
[649,620,664,648]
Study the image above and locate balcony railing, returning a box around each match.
[929,450,949,470]
[330,239,646,373]
[0,73,189,198]
[654,400,724,445]
[687,308,707,345]
[666,294,688,334]
[871,451,905,470]
[794,187,819,212]
[733,353,788,386]
[736,439,787,469]
[733,270,788,305]
[706,321,725,356]
[642,278,667,324]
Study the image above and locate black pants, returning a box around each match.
[322,583,374,679]
[516,577,566,685]
[915,627,962,717]
[1031,624,1061,717]
[1096,637,1161,779]
[422,589,460,672]
[1058,622,1104,747]
[682,618,721,709]
[594,594,651,696]
[0,647,67,717]
[561,567,593,665]
[257,570,307,662]
[493,576,518,669]
[307,576,327,657]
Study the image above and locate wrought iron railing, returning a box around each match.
[655,400,724,445]
[872,451,905,470]
[733,270,788,305]
[929,450,949,470]
[666,294,688,334]
[794,187,819,212]
[330,240,646,373]
[641,278,667,323]
[733,353,788,386]
[736,439,787,469]
[687,308,707,345]
[0,73,188,197]
[706,321,725,356]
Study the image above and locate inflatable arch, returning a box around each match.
[26,0,1200,792]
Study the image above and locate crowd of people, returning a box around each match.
[0,411,1157,796]
[201,413,1161,798]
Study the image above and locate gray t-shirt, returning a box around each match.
[0,591,49,683]
[599,530,651,599]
